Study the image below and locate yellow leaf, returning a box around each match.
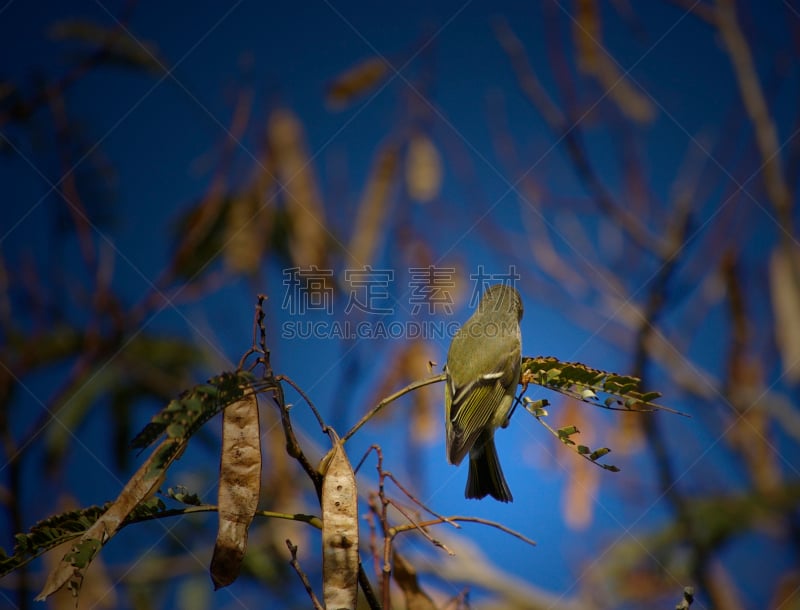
[769,246,800,383]
[727,405,780,493]
[405,134,442,204]
[326,57,389,110]
[223,195,271,275]
[268,108,328,268]
[393,551,437,610]
[348,145,398,267]
[574,0,602,73]
[573,0,655,123]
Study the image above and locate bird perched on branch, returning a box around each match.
[445,284,523,502]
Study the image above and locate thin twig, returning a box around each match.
[131,505,324,528]
[354,444,380,474]
[342,374,445,443]
[527,403,620,472]
[237,294,268,371]
[375,447,392,609]
[390,516,537,548]
[364,496,382,587]
[358,564,382,610]
[286,539,324,610]
[257,294,271,374]
[357,444,459,531]
[271,372,323,494]
[255,296,323,494]
[278,374,329,434]
[386,498,454,556]
[383,471,460,530]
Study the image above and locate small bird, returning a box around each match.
[444,284,523,502]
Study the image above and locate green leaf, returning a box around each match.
[546,368,562,382]
[167,486,203,506]
[641,391,662,403]
[557,425,580,438]
[65,539,102,569]
[166,423,186,438]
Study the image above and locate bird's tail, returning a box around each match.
[466,432,513,502]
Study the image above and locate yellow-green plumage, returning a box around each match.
[445,284,522,502]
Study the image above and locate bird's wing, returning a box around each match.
[445,319,521,465]
[446,373,507,466]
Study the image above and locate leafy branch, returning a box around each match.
[517,356,686,472]
[522,356,688,416]
[130,370,255,452]
[523,399,620,472]
[32,370,256,600]
[0,498,324,580]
